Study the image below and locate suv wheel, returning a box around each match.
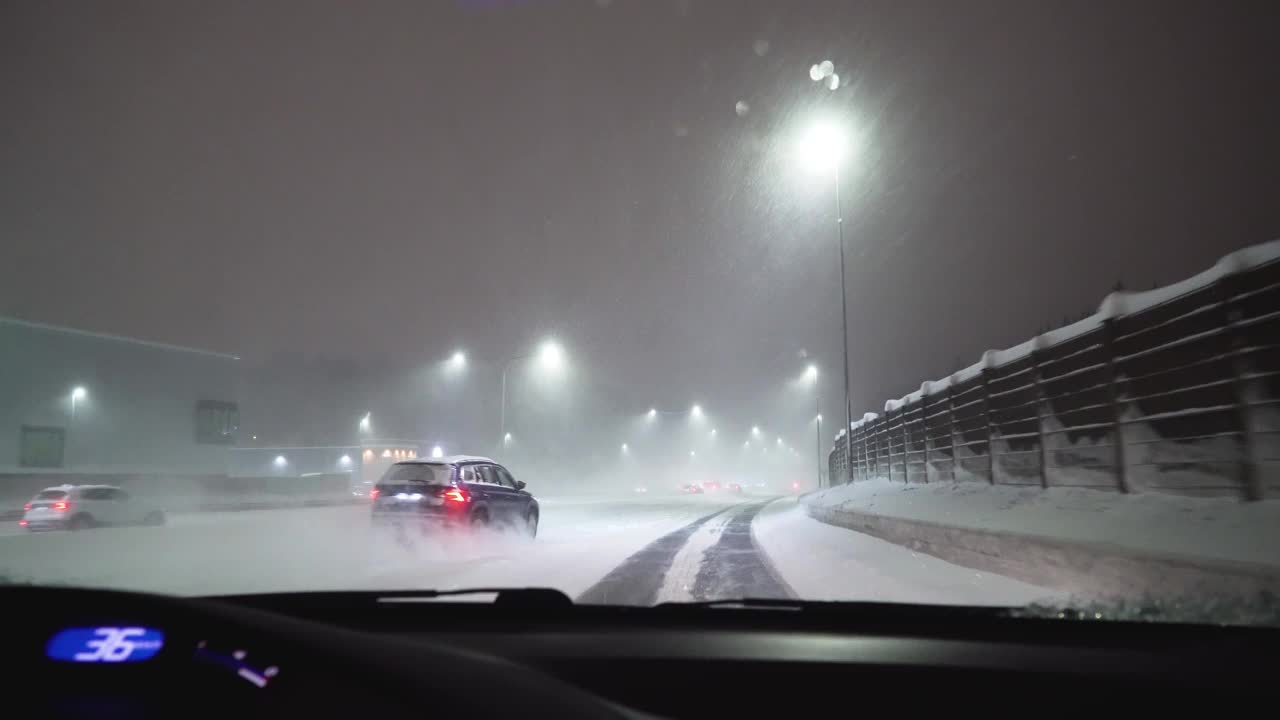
[142,511,165,527]
[470,508,490,527]
[68,514,93,531]
[524,510,539,538]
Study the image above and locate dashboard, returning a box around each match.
[9,586,1279,718]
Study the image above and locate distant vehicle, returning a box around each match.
[727,482,743,494]
[633,486,648,494]
[680,484,704,495]
[701,481,720,492]
[20,485,165,531]
[371,456,538,536]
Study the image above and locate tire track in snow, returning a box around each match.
[654,510,738,603]
[689,502,793,601]
[576,505,737,606]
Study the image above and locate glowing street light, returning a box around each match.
[621,443,629,454]
[537,339,565,372]
[796,113,857,487]
[647,408,658,420]
[690,404,703,419]
[431,445,444,459]
[503,432,513,446]
[803,363,819,384]
[500,338,569,443]
[358,412,371,433]
[273,455,287,467]
[797,117,849,176]
[70,386,87,418]
[751,426,761,437]
[447,350,467,372]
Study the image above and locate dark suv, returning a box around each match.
[370,456,538,536]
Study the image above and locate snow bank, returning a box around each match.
[752,498,1059,605]
[805,480,1280,567]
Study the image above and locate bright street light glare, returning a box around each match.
[710,428,717,436]
[537,339,566,372]
[777,437,784,445]
[804,364,819,382]
[797,117,848,175]
[448,350,467,370]
[273,455,287,467]
[431,445,444,459]
[751,426,760,436]
[503,432,513,445]
[816,414,823,422]
[70,386,87,401]
[621,443,629,453]
[647,408,658,419]
[690,404,703,418]
[358,412,371,432]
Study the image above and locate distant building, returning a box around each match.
[229,440,421,490]
[0,317,240,499]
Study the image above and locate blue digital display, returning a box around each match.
[46,627,165,663]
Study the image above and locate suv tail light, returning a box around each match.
[369,488,380,500]
[53,500,70,512]
[443,487,469,503]
[23,503,31,511]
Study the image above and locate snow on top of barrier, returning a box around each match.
[857,238,1280,427]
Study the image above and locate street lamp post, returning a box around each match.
[70,386,87,419]
[816,412,823,487]
[499,339,564,445]
[799,118,854,487]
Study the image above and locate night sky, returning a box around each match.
[2,0,1277,452]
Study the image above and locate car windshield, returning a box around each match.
[1,1,1277,626]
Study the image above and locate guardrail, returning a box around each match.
[830,240,1280,499]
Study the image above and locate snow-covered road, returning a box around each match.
[0,495,1060,606]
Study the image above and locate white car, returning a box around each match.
[20,485,165,531]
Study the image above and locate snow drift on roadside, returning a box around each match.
[752,498,1059,605]
[806,480,1280,567]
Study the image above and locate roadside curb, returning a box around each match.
[804,502,1280,600]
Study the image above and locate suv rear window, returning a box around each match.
[35,490,68,500]
[378,463,453,487]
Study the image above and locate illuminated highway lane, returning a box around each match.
[0,495,1058,606]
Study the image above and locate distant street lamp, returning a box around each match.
[431,445,444,459]
[798,115,854,486]
[358,412,371,434]
[690,404,703,419]
[70,386,87,419]
[801,364,822,487]
[447,350,467,373]
[499,338,567,443]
